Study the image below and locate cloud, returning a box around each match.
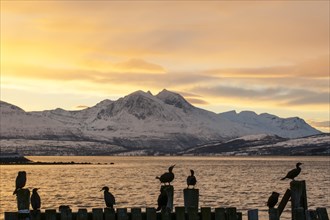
[113,59,166,73]
[75,105,89,109]
[186,98,209,105]
[309,121,330,128]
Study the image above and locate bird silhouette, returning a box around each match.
[101,186,116,209]
[267,192,280,208]
[13,171,27,195]
[31,188,41,211]
[156,165,175,185]
[186,169,197,189]
[156,187,168,212]
[281,162,302,180]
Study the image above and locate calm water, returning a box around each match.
[0,156,329,220]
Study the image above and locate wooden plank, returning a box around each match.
[92,208,104,220]
[237,212,242,220]
[60,208,72,220]
[317,208,329,220]
[117,208,128,220]
[277,189,291,216]
[306,210,318,220]
[201,207,211,220]
[45,209,57,220]
[247,209,258,220]
[104,208,116,220]
[146,208,156,220]
[4,212,18,220]
[215,208,226,220]
[76,209,88,220]
[293,207,305,220]
[131,208,142,220]
[183,189,199,212]
[187,207,199,220]
[175,207,185,220]
[268,208,279,220]
[226,207,237,220]
[290,180,308,217]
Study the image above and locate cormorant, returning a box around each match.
[267,192,280,208]
[186,169,197,189]
[13,171,27,195]
[156,187,168,212]
[156,165,175,185]
[101,186,116,209]
[281,162,302,180]
[31,188,41,210]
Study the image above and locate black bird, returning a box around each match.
[31,188,41,210]
[267,192,280,208]
[13,171,27,195]
[156,187,168,212]
[281,162,302,180]
[186,169,197,189]
[101,186,116,209]
[156,165,175,185]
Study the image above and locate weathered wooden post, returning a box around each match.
[92,208,103,220]
[278,189,291,216]
[201,207,212,220]
[187,207,199,220]
[184,188,199,212]
[290,180,308,219]
[60,208,72,220]
[175,207,186,220]
[30,210,41,220]
[131,208,142,220]
[269,208,279,220]
[76,209,88,220]
[248,209,258,220]
[5,212,18,220]
[316,208,329,220]
[293,207,305,220]
[16,188,30,220]
[215,208,226,220]
[45,209,57,220]
[104,208,115,220]
[226,207,237,220]
[146,208,156,220]
[162,185,174,212]
[117,208,128,220]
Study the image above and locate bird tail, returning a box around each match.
[13,189,17,195]
[156,176,160,180]
[156,206,161,211]
[280,177,286,180]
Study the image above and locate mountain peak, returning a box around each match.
[156,89,193,111]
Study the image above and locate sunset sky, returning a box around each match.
[1,1,329,132]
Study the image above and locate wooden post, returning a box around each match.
[237,212,242,220]
[16,188,30,212]
[175,207,186,220]
[60,208,72,220]
[269,208,279,220]
[306,210,318,220]
[293,207,305,220]
[248,209,258,220]
[45,209,57,220]
[226,207,237,220]
[215,208,226,220]
[161,210,171,220]
[278,189,291,216]
[184,189,199,212]
[5,212,18,220]
[162,185,174,212]
[146,208,156,220]
[30,210,41,220]
[201,207,211,220]
[76,209,88,220]
[290,180,308,219]
[104,208,115,220]
[131,208,142,220]
[187,207,199,220]
[117,208,128,220]
[316,208,329,220]
[92,208,103,220]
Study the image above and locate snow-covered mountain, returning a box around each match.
[0,89,322,154]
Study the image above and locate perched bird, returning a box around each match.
[101,186,116,209]
[156,165,175,185]
[186,169,197,189]
[267,192,280,208]
[31,188,41,210]
[13,171,27,195]
[156,187,168,212]
[281,162,302,180]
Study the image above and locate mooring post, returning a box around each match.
[5,212,18,220]
[161,185,174,212]
[175,207,185,220]
[161,209,171,220]
[30,210,41,220]
[215,208,226,220]
[293,207,305,220]
[92,208,103,220]
[104,208,115,220]
[187,207,199,220]
[117,208,128,220]
[278,189,291,216]
[201,207,212,220]
[45,209,56,220]
[269,208,279,220]
[146,208,156,220]
[290,180,308,219]
[76,209,88,220]
[131,208,142,220]
[248,209,258,220]
[183,188,199,212]
[16,188,30,220]
[316,208,329,220]
[60,208,72,220]
[226,207,237,220]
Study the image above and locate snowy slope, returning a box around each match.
[0,89,322,153]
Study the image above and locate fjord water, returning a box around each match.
[0,156,329,220]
